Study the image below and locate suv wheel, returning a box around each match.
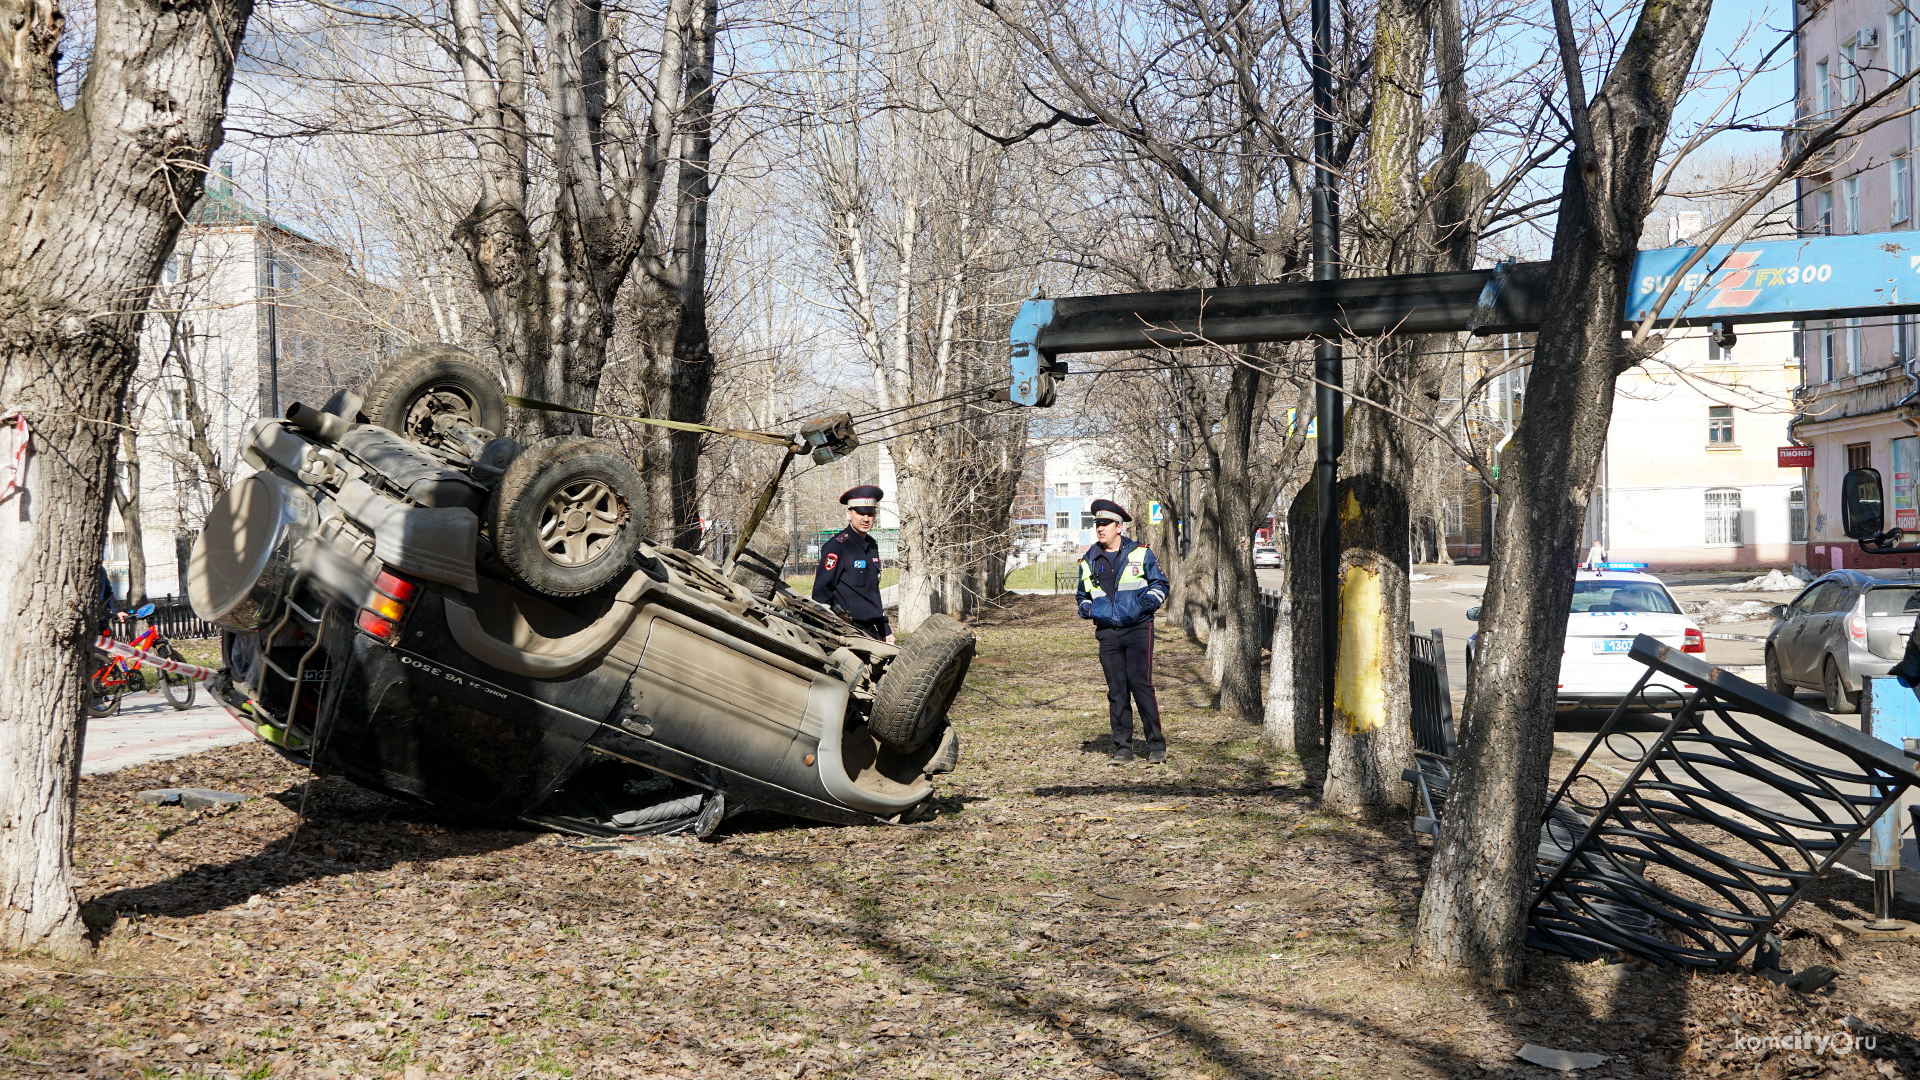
[1822,656,1859,714]
[491,436,645,596]
[869,614,975,752]
[1764,647,1793,698]
[362,344,508,449]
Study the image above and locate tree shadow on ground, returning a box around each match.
[85,777,538,925]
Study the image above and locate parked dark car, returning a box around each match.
[1763,568,1920,714]
[189,344,970,837]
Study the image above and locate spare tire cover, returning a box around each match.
[189,472,316,632]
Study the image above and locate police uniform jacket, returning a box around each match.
[1076,537,1169,631]
[813,528,887,624]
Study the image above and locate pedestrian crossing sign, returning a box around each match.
[1149,502,1164,523]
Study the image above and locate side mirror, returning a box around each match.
[1465,605,1481,622]
[1843,467,1886,539]
[1768,604,1789,620]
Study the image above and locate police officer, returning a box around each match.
[1076,499,1170,764]
[814,485,895,642]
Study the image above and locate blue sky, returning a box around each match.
[1679,0,1796,155]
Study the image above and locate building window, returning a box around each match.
[1849,442,1873,471]
[1055,511,1069,530]
[1843,40,1861,105]
[1705,489,1742,546]
[1790,488,1808,543]
[1080,512,1096,530]
[1708,406,1734,445]
[1822,322,1837,381]
[1052,482,1067,497]
[1816,188,1834,234]
[1845,176,1861,233]
[1848,317,1865,374]
[1897,10,1914,76]
[1897,157,1912,225]
[168,389,184,420]
[1079,482,1093,496]
[1818,58,1832,119]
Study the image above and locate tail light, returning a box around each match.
[1847,598,1869,645]
[356,609,400,643]
[1683,627,1705,653]
[356,569,416,643]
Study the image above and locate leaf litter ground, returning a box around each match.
[7,596,1920,1079]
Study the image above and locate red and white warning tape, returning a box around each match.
[92,634,217,682]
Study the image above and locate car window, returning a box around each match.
[1568,581,1680,615]
[1811,582,1853,613]
[1786,584,1825,617]
[1866,586,1920,616]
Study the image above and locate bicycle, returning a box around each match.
[86,604,197,716]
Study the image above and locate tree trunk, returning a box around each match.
[1318,0,1430,817]
[0,0,254,957]
[1412,0,1712,986]
[1263,479,1314,752]
[1276,479,1324,767]
[665,0,718,551]
[1323,362,1415,819]
[115,430,147,609]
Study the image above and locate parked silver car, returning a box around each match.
[1763,569,1920,713]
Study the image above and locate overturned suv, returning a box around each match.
[188,344,970,837]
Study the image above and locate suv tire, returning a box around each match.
[870,614,975,752]
[492,436,645,596]
[362,344,508,449]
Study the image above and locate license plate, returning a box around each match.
[1592,638,1634,654]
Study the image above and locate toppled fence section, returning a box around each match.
[1526,635,1920,971]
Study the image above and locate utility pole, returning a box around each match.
[1311,0,1343,744]
[1173,364,1193,558]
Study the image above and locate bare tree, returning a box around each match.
[0,0,253,956]
[1412,0,1713,985]
[250,0,724,543]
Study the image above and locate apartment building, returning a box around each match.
[1793,2,1920,570]
[105,172,399,601]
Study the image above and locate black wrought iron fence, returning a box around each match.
[112,596,217,641]
[1526,636,1920,971]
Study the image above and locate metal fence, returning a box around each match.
[1526,636,1920,971]
[113,596,218,641]
[1409,628,1454,759]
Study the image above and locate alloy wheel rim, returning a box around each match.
[538,479,626,567]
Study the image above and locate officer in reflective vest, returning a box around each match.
[813,485,894,642]
[1076,499,1170,764]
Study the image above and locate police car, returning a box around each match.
[1466,564,1705,710]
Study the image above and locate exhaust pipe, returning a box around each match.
[286,401,350,443]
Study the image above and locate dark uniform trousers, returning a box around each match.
[1096,621,1162,753]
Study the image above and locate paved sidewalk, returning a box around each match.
[81,690,254,776]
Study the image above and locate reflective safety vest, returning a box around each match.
[1080,545,1151,597]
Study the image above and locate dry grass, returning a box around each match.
[5,595,1919,1079]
